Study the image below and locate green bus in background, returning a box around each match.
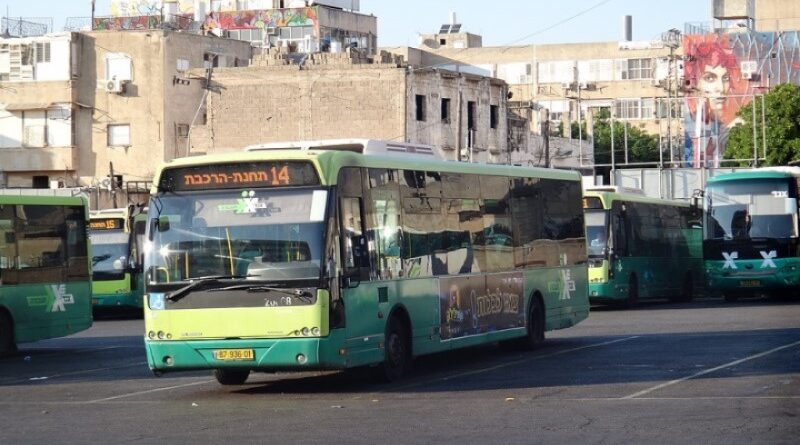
[0,190,92,354]
[89,208,144,309]
[584,187,703,307]
[143,139,589,385]
[703,167,800,301]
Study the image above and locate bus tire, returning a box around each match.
[213,368,250,385]
[375,314,412,382]
[0,310,15,356]
[522,294,545,350]
[625,274,639,308]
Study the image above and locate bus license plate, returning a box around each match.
[739,280,761,288]
[213,349,255,361]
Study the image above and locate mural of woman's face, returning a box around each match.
[699,65,731,114]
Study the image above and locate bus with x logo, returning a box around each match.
[703,167,800,301]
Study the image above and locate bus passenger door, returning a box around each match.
[339,178,385,366]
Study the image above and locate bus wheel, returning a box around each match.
[523,295,545,350]
[376,315,411,382]
[0,311,15,355]
[213,368,250,385]
[625,275,639,308]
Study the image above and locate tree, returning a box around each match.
[592,109,660,166]
[725,83,800,166]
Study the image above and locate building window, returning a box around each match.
[490,105,499,129]
[614,98,656,120]
[415,94,426,122]
[108,124,131,147]
[204,53,219,69]
[32,176,49,189]
[34,42,50,63]
[441,98,451,123]
[467,101,477,130]
[176,58,190,72]
[625,58,652,80]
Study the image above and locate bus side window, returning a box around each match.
[613,213,628,257]
[340,197,369,280]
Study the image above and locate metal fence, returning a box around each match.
[612,167,755,200]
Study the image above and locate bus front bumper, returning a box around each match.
[145,337,348,373]
[92,293,140,308]
[706,261,800,292]
[588,282,628,303]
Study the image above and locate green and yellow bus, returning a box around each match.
[0,190,92,354]
[584,187,703,306]
[89,208,141,309]
[703,167,800,301]
[143,140,589,384]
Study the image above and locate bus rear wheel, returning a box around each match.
[522,296,545,350]
[214,368,250,385]
[0,311,15,356]
[375,315,411,382]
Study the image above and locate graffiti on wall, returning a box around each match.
[93,15,163,31]
[683,31,800,167]
[203,7,318,32]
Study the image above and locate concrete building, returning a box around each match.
[189,48,518,164]
[0,30,250,206]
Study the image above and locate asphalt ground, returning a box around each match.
[1,297,798,444]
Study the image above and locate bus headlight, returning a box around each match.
[311,327,320,336]
[148,293,166,310]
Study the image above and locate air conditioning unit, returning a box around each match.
[561,81,573,90]
[580,81,597,91]
[104,77,126,94]
[740,60,758,81]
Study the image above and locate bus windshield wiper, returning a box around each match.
[166,275,245,302]
[208,284,313,299]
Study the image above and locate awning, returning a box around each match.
[2,102,53,111]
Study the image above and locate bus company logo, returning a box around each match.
[218,191,282,215]
[548,270,576,301]
[722,252,738,269]
[760,250,777,269]
[26,284,75,312]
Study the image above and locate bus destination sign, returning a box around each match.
[160,161,320,191]
[89,218,124,230]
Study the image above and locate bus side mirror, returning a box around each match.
[148,217,170,240]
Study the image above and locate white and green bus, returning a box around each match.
[143,140,589,384]
[0,190,92,354]
[584,187,703,306]
[704,167,800,300]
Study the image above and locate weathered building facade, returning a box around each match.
[0,30,250,204]
[189,49,517,164]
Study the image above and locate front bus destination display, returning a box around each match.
[143,140,590,385]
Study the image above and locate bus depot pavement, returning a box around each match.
[1,299,798,444]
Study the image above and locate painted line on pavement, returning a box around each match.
[85,379,216,403]
[622,339,800,399]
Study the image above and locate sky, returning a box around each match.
[3,0,711,46]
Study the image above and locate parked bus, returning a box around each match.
[143,139,589,384]
[584,187,703,306]
[703,167,800,301]
[0,190,92,354]
[89,208,140,309]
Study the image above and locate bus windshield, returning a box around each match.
[147,188,328,284]
[90,230,129,279]
[585,210,608,257]
[705,178,798,240]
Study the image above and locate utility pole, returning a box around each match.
[662,28,682,167]
[540,107,550,168]
[109,161,118,208]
